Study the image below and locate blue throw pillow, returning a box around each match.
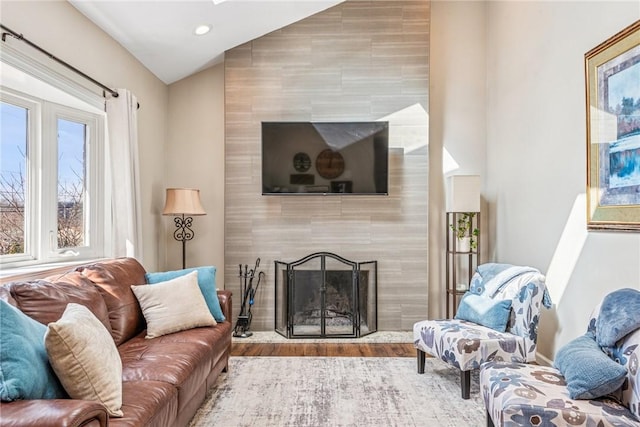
[554,333,627,399]
[0,299,67,401]
[145,267,225,322]
[454,292,512,332]
[596,288,640,347]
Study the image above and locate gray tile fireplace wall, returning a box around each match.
[224,0,430,331]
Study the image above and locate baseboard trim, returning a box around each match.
[536,353,553,367]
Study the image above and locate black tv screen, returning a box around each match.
[262,121,389,195]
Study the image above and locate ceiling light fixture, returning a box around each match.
[194,24,211,36]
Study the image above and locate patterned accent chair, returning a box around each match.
[413,264,551,399]
[481,289,640,427]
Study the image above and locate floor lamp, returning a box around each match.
[162,188,206,269]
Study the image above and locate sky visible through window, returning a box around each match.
[0,102,27,189]
[1,102,28,255]
[57,118,86,198]
[1,101,86,254]
[0,102,85,201]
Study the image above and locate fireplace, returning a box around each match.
[274,252,377,338]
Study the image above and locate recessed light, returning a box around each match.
[194,25,211,36]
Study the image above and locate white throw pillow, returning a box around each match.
[45,303,123,417]
[131,270,216,339]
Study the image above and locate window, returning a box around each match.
[0,88,106,268]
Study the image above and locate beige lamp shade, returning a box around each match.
[446,175,481,212]
[162,188,206,216]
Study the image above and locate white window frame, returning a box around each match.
[0,91,40,265]
[44,101,105,260]
[1,86,107,269]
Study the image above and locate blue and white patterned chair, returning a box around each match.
[481,288,640,427]
[413,263,551,399]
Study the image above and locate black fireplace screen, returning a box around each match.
[274,252,377,338]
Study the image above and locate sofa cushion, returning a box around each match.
[0,299,67,401]
[5,276,112,333]
[414,319,529,371]
[120,380,179,427]
[120,332,214,385]
[76,258,147,345]
[132,271,216,339]
[45,303,123,417]
[454,292,512,332]
[119,328,222,414]
[554,333,627,399]
[145,266,225,322]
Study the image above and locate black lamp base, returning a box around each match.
[172,214,194,270]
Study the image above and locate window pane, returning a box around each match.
[0,102,28,256]
[57,118,86,249]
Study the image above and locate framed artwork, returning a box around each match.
[586,20,640,231]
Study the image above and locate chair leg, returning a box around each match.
[461,370,471,399]
[486,411,495,427]
[417,349,426,374]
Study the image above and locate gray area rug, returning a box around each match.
[189,357,484,427]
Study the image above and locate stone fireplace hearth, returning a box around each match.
[275,252,377,338]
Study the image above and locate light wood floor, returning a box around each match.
[231,342,415,357]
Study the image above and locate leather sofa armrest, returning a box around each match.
[217,289,232,322]
[0,399,108,427]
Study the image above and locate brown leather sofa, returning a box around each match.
[0,257,232,427]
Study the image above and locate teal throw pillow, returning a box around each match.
[0,299,67,401]
[554,333,627,399]
[454,292,512,332]
[596,288,640,347]
[145,266,225,322]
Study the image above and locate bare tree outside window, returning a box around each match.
[1,102,86,256]
[0,102,27,255]
[0,168,25,254]
[0,158,86,255]
[57,118,86,249]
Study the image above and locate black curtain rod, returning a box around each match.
[1,23,140,109]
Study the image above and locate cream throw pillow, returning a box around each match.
[131,270,216,339]
[45,303,123,417]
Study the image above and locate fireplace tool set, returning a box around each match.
[233,257,264,338]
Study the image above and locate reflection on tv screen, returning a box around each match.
[261,121,389,195]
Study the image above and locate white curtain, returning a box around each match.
[105,89,143,259]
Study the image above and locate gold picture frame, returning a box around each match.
[586,20,640,231]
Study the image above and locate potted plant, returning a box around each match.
[450,212,479,252]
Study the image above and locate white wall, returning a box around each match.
[428,1,487,318]
[431,1,640,362]
[485,1,640,361]
[0,0,169,271]
[166,65,226,286]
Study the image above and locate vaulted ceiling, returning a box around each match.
[69,0,344,84]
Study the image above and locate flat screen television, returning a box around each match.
[262,121,389,195]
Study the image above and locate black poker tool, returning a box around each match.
[233,257,262,338]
